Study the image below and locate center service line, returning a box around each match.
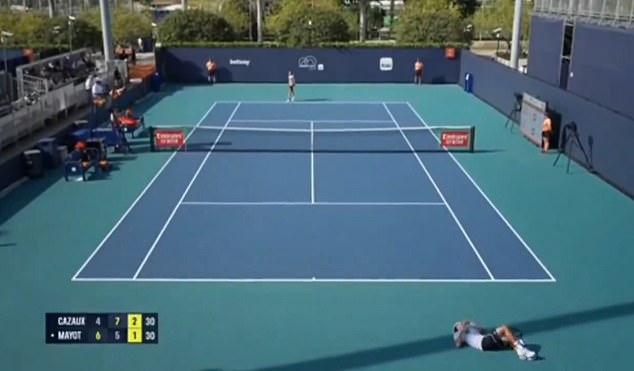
[310,120,315,204]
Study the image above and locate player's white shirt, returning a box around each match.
[454,324,485,351]
[464,326,486,350]
[288,74,295,86]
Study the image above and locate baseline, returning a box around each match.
[179,201,445,206]
[71,277,553,283]
[214,100,409,105]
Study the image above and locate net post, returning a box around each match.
[469,126,476,152]
[148,126,155,152]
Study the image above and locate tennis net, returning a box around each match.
[148,124,476,153]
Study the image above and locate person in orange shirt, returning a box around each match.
[206,58,217,84]
[542,113,552,153]
[414,59,424,85]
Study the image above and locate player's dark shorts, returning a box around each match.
[415,70,422,76]
[542,130,551,138]
[481,333,507,351]
[208,70,215,77]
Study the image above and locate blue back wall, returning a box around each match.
[568,23,634,119]
[460,51,634,197]
[158,47,461,84]
[527,16,564,86]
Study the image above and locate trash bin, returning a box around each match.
[464,73,473,93]
[37,137,60,168]
[24,149,44,178]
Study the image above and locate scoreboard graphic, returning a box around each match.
[46,313,158,344]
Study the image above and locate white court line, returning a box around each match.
[229,119,395,124]
[131,103,242,280]
[197,125,467,133]
[71,277,554,283]
[71,102,219,281]
[214,100,409,105]
[404,102,556,282]
[310,121,315,204]
[382,102,495,280]
[179,201,445,206]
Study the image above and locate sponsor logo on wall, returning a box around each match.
[229,59,251,66]
[298,56,324,71]
[379,57,393,71]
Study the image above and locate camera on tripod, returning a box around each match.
[554,121,592,173]
[505,92,523,129]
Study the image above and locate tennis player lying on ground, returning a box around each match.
[453,321,537,361]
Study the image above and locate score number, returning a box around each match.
[144,315,157,342]
[124,314,158,344]
[46,313,158,344]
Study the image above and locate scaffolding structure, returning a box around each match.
[534,0,634,28]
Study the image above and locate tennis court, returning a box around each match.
[1,84,633,371]
[72,100,552,282]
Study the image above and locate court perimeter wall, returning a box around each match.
[156,47,460,84]
[460,51,634,197]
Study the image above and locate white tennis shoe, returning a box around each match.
[516,345,536,361]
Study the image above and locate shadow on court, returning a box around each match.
[197,301,634,371]
[0,172,61,227]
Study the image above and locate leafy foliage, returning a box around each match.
[0,11,100,48]
[215,0,251,39]
[160,41,469,48]
[341,0,387,38]
[267,0,351,47]
[452,0,480,18]
[471,0,533,40]
[395,0,468,44]
[158,9,235,43]
[81,7,153,45]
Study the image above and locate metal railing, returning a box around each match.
[1,59,124,151]
[534,0,634,28]
[16,48,93,99]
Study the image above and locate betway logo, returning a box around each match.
[229,59,250,66]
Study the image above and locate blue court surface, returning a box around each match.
[72,101,554,282]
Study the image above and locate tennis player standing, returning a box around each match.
[288,70,296,102]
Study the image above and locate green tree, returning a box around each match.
[341,0,386,40]
[0,11,99,48]
[452,0,480,18]
[48,17,101,49]
[158,9,235,43]
[268,0,355,41]
[395,0,467,43]
[267,0,351,46]
[81,8,153,45]
[216,0,251,39]
[472,0,532,41]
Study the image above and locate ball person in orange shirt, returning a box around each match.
[414,59,424,85]
[206,58,217,85]
[542,113,552,153]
